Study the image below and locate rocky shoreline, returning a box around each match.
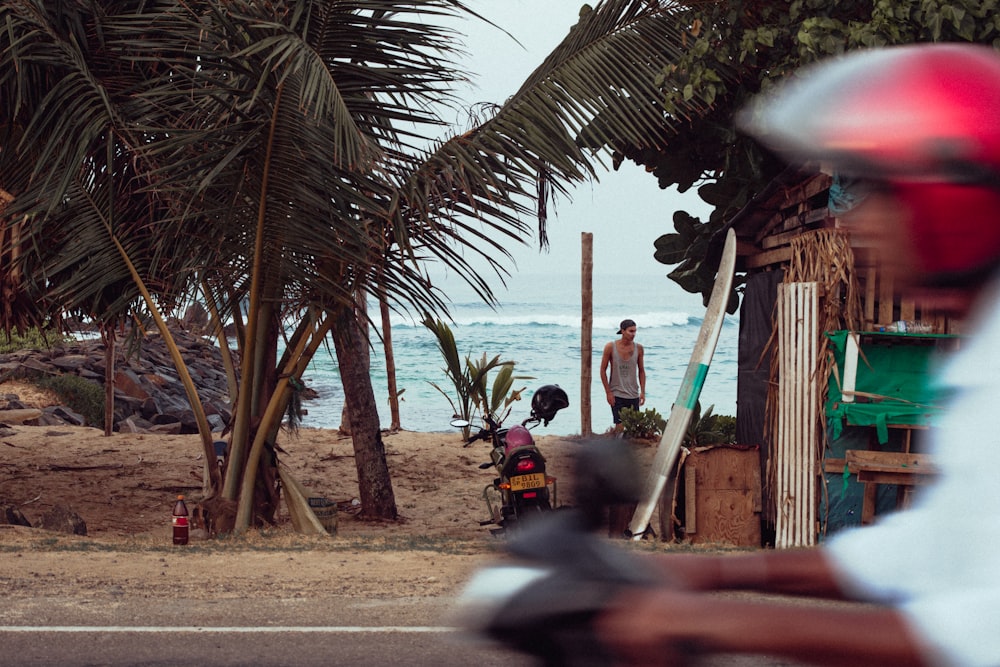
[0,325,236,434]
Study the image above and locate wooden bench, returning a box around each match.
[845,450,938,525]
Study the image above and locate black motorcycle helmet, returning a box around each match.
[531,385,569,425]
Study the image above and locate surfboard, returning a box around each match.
[627,228,737,540]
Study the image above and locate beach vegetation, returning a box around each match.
[32,374,105,428]
[423,316,530,439]
[0,328,70,353]
[620,407,667,440]
[682,403,736,448]
[0,1,724,533]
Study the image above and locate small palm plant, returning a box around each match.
[423,316,531,438]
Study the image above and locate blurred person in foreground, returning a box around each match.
[597,43,1000,667]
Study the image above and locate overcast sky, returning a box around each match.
[432,0,713,280]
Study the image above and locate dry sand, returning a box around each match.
[0,378,666,602]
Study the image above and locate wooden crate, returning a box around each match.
[677,446,762,547]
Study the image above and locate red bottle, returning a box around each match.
[172,495,189,545]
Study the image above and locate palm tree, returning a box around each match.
[1,0,715,530]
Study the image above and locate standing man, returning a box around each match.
[600,318,646,431]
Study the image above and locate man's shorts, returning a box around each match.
[612,396,641,424]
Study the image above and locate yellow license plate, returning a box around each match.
[510,473,546,492]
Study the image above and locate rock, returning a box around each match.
[38,505,87,535]
[50,355,89,371]
[0,408,42,424]
[189,527,210,541]
[183,303,209,330]
[120,416,154,433]
[206,413,227,432]
[44,406,85,426]
[149,421,183,435]
[140,397,160,419]
[0,504,32,527]
[0,326,239,434]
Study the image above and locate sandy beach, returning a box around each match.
[1,376,669,604]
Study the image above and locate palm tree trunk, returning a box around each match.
[100,323,115,437]
[380,288,401,431]
[330,302,397,520]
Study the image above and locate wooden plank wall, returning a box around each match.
[856,261,957,334]
[678,446,762,547]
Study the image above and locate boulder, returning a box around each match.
[0,504,32,527]
[38,505,87,535]
[0,408,42,424]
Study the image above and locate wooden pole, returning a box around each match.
[581,233,594,437]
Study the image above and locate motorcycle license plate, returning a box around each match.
[510,473,546,492]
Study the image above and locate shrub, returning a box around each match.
[619,407,666,440]
[712,414,737,444]
[33,374,105,427]
[0,327,71,353]
[682,402,737,447]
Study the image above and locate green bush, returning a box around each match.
[712,414,737,444]
[682,403,737,447]
[33,374,105,427]
[0,327,71,353]
[619,407,666,440]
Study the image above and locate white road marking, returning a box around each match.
[0,626,455,633]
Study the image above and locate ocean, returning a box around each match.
[297,272,739,436]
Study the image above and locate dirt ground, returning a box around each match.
[0,379,666,602]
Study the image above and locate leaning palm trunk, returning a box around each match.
[105,226,222,493]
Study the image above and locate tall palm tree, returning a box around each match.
[0,0,717,530]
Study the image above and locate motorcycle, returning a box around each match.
[452,384,569,535]
[453,438,656,666]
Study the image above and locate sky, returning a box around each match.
[430,0,714,283]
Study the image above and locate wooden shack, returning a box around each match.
[725,167,959,547]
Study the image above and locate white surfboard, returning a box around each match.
[627,228,737,540]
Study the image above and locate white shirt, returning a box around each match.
[826,278,1000,666]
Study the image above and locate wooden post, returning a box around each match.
[581,233,594,437]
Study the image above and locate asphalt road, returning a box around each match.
[0,596,533,667]
[0,594,804,667]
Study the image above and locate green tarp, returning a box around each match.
[825,330,951,443]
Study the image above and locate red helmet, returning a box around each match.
[741,44,1000,280]
[504,425,533,452]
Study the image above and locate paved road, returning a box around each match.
[0,594,802,666]
[0,596,533,666]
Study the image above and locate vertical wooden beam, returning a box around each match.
[864,267,876,330]
[581,233,593,437]
[684,463,697,534]
[900,299,915,322]
[878,272,895,326]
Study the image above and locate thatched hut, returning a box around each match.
[725,167,959,547]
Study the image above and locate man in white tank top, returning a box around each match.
[599,318,646,431]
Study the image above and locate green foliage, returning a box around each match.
[712,413,738,444]
[32,374,105,427]
[682,402,737,448]
[422,316,532,437]
[619,407,666,440]
[617,1,1000,306]
[0,328,72,353]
